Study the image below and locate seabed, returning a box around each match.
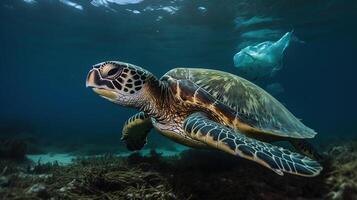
[0,141,356,200]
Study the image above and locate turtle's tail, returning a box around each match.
[290,139,324,161]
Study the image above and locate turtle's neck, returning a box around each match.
[139,75,174,122]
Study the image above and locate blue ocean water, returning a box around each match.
[0,0,356,154]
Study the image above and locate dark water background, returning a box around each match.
[1,0,356,154]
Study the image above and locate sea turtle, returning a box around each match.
[86,61,323,177]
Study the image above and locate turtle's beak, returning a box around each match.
[91,88,118,100]
[86,68,118,100]
[85,69,97,88]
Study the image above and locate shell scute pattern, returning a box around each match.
[164,68,317,139]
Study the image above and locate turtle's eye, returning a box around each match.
[99,62,124,79]
[107,68,119,77]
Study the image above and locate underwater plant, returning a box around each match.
[3,144,355,200]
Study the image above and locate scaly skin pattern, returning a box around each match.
[143,74,322,176]
[86,62,322,176]
[143,76,211,148]
[158,73,262,143]
[145,72,247,149]
[183,112,322,177]
[121,112,153,151]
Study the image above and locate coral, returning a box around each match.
[26,183,50,198]
[0,141,356,200]
[127,149,172,171]
[325,141,357,200]
[0,153,178,200]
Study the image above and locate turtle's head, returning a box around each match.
[86,61,153,108]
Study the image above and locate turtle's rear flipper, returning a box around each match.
[121,112,153,151]
[183,112,323,177]
[290,139,324,161]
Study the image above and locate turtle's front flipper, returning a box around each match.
[183,112,323,177]
[121,112,153,151]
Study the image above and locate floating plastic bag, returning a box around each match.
[233,31,292,80]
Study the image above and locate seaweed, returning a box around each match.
[325,141,357,199]
[0,153,178,200]
[0,141,356,200]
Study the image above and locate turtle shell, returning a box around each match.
[163,68,317,139]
